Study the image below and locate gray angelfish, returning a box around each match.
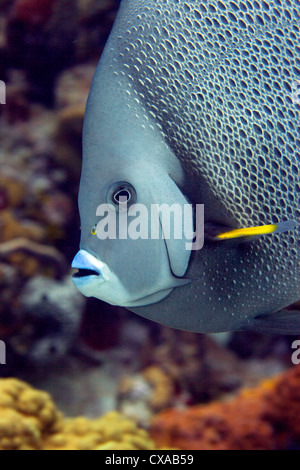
[72,0,300,334]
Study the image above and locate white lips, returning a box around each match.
[72,250,114,299]
[72,250,111,281]
[72,249,133,305]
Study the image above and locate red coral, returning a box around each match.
[267,366,300,440]
[11,0,57,26]
[150,366,300,450]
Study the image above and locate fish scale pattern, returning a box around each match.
[108,0,299,244]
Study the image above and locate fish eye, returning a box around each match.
[108,182,137,208]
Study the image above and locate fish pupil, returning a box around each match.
[114,189,131,203]
[108,182,137,207]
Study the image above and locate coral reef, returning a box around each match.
[114,327,291,427]
[1,0,120,104]
[117,366,175,427]
[0,0,95,365]
[149,331,245,403]
[0,273,85,369]
[150,365,300,451]
[15,276,84,364]
[0,378,61,450]
[0,378,157,450]
[44,413,155,451]
[2,366,300,451]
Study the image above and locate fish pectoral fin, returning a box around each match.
[207,220,299,244]
[244,309,300,335]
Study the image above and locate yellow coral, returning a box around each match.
[0,379,61,450]
[0,379,158,451]
[142,366,174,411]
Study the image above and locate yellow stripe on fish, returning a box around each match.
[215,220,299,241]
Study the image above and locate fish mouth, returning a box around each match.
[73,268,100,279]
[72,250,111,284]
[71,250,187,307]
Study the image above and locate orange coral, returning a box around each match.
[150,366,300,450]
